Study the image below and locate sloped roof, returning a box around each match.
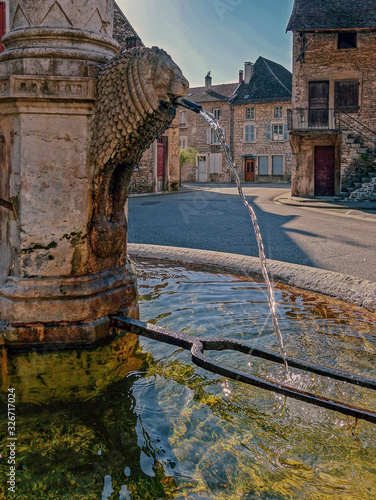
[287,0,376,31]
[113,1,144,48]
[230,57,292,105]
[186,82,239,104]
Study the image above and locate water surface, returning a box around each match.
[1,260,376,499]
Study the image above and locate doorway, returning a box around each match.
[245,158,255,182]
[157,136,168,191]
[198,156,207,182]
[314,146,335,196]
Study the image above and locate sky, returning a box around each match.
[117,0,295,88]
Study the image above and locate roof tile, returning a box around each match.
[287,0,376,31]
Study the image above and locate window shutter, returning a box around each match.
[207,128,212,145]
[266,124,272,141]
[217,154,221,173]
[334,81,359,112]
[283,123,289,142]
[245,125,255,142]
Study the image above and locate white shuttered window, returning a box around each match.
[244,124,255,142]
[210,154,222,174]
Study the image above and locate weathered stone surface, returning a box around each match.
[290,29,376,198]
[10,0,113,34]
[0,1,189,347]
[89,47,188,259]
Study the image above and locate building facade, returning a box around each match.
[230,58,294,183]
[287,0,376,200]
[179,59,294,184]
[113,2,180,194]
[179,72,238,182]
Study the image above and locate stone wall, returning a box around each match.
[292,31,376,132]
[180,100,233,182]
[232,101,293,182]
[128,142,156,193]
[291,30,376,195]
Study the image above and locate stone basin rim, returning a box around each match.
[128,243,376,314]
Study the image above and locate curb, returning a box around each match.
[274,193,376,211]
[128,185,208,198]
[127,244,376,313]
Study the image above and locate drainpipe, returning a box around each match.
[230,103,235,182]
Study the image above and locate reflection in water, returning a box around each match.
[0,260,376,499]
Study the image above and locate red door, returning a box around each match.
[157,136,168,191]
[314,146,335,196]
[245,159,255,182]
[0,3,5,53]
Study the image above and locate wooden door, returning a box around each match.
[314,146,335,196]
[0,3,5,53]
[309,81,329,128]
[157,136,167,191]
[245,159,255,182]
[198,156,207,182]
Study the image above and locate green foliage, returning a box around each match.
[179,147,199,166]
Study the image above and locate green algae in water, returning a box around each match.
[1,260,376,499]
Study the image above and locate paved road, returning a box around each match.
[128,183,376,282]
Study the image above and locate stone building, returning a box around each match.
[179,59,294,183]
[287,0,376,200]
[179,72,238,182]
[230,57,294,183]
[112,2,180,193]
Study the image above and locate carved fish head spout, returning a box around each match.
[89,47,189,264]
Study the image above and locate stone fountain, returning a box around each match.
[0,0,188,349]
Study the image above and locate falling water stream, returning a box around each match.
[199,108,288,370]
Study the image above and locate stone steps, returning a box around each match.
[341,130,376,200]
[348,177,376,201]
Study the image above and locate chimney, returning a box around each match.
[205,71,212,90]
[239,70,244,83]
[244,62,254,84]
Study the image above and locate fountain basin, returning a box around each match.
[128,243,376,313]
[1,250,375,499]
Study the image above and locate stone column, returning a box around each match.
[0,1,138,348]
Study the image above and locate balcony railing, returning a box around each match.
[287,108,339,131]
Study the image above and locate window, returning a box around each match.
[207,128,221,144]
[272,124,284,141]
[246,107,255,120]
[244,124,255,142]
[267,123,289,141]
[179,110,187,127]
[338,32,357,49]
[213,109,220,120]
[272,155,283,175]
[334,80,359,113]
[210,154,222,174]
[179,136,187,149]
[274,106,283,119]
[258,156,269,175]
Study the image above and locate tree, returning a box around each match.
[179,147,199,187]
[179,147,199,167]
